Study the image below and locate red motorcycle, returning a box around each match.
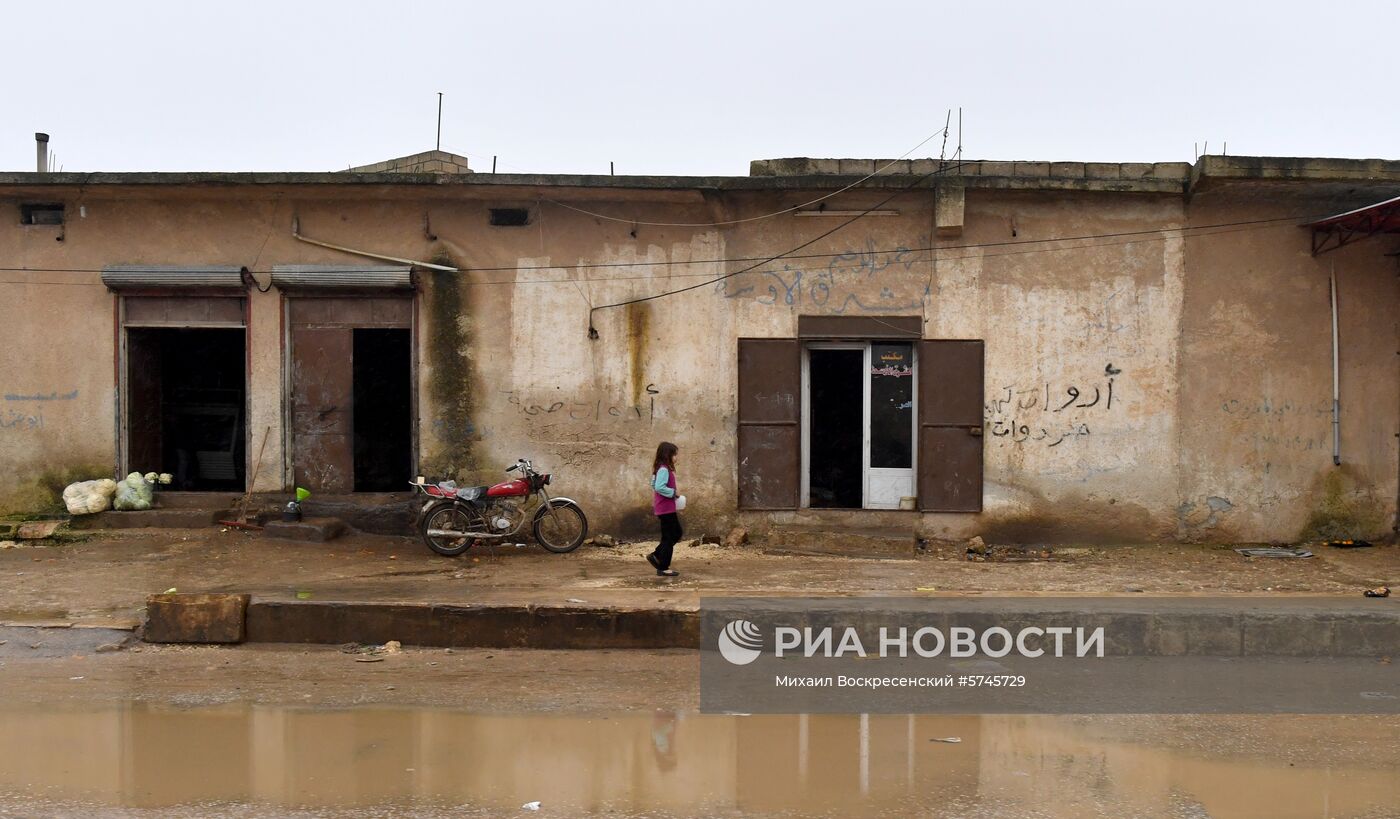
[412,458,588,556]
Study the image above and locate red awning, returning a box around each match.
[1301,195,1400,255]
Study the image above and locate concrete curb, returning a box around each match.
[139,595,1400,655]
[245,600,699,649]
[1,624,138,658]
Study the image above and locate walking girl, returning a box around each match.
[647,441,682,577]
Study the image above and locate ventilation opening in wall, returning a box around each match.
[489,207,531,227]
[20,203,64,225]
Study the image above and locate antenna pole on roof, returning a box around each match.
[436,92,443,151]
[938,109,951,168]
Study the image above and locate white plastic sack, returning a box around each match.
[675,494,687,511]
[62,478,118,515]
[112,472,155,511]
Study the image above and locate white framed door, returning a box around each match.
[801,341,917,509]
[865,342,917,509]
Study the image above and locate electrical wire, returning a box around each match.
[0,215,1308,286]
[478,214,1306,273]
[542,127,951,228]
[585,160,981,333]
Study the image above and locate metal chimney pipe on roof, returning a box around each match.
[35,133,49,173]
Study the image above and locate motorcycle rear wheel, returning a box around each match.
[532,500,588,553]
[421,504,486,557]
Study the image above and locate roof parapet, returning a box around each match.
[750,157,1191,184]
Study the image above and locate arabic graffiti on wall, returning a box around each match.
[984,365,1120,448]
[4,390,78,402]
[717,238,931,314]
[1,388,77,433]
[1220,396,1332,453]
[505,384,662,423]
[1,409,44,431]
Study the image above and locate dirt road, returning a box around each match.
[3,529,1397,628]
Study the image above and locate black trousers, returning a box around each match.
[654,512,682,570]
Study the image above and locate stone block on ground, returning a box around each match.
[262,516,348,542]
[145,593,249,643]
[17,520,65,539]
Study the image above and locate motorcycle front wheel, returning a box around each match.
[421,504,485,557]
[532,500,588,553]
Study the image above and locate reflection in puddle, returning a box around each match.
[0,706,1395,817]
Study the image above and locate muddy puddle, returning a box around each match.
[0,706,1396,818]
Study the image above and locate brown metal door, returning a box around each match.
[918,340,984,512]
[737,338,801,509]
[290,327,354,492]
[125,329,164,472]
[288,297,413,493]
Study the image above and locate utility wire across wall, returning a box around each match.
[587,158,981,336]
[0,215,1310,285]
[475,214,1300,274]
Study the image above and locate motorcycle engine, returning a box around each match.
[483,499,526,533]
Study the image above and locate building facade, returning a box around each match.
[1,154,1396,544]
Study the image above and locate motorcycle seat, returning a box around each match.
[455,485,489,500]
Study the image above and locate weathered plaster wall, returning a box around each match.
[1179,184,1400,542]
[0,248,113,511]
[929,190,1186,542]
[0,179,1395,544]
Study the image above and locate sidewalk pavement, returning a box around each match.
[1,527,1396,629]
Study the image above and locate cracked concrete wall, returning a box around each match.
[0,181,1395,544]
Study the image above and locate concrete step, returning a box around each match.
[298,495,416,536]
[69,509,226,530]
[153,492,243,509]
[261,516,348,542]
[763,527,918,559]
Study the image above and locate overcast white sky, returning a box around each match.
[3,1,1396,175]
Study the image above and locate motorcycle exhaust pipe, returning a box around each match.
[425,529,509,540]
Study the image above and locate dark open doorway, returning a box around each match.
[808,348,863,508]
[126,328,246,491]
[352,328,412,491]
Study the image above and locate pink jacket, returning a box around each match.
[652,466,678,516]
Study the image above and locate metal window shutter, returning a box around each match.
[918,339,985,512]
[271,265,415,291]
[737,338,801,509]
[102,265,247,290]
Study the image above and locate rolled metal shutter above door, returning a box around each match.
[918,340,984,512]
[737,338,801,509]
[102,265,247,291]
[271,265,414,291]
